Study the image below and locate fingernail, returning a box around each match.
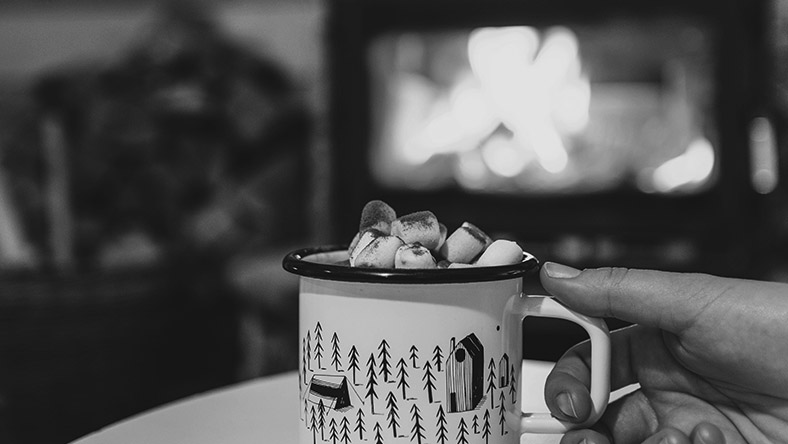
[691,435,707,444]
[556,392,578,420]
[543,262,581,279]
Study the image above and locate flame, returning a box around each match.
[467,26,588,176]
[396,26,589,179]
[650,137,715,192]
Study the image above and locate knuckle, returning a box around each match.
[597,267,633,291]
[594,267,634,318]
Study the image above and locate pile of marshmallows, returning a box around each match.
[347,200,525,269]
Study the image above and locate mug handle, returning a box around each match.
[502,294,611,434]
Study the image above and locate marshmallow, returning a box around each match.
[347,231,361,256]
[475,240,524,266]
[359,200,397,234]
[438,222,492,263]
[354,235,405,268]
[349,228,385,266]
[435,223,447,252]
[395,243,437,269]
[391,211,442,250]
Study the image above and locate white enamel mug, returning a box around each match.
[283,247,610,444]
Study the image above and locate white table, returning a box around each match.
[71,361,571,444]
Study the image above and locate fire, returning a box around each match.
[398,26,589,178]
[374,22,717,195]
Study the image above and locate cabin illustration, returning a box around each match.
[306,374,358,410]
[445,333,484,413]
[499,353,510,387]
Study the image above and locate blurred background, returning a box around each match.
[0,0,786,442]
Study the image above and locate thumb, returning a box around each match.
[539,262,724,333]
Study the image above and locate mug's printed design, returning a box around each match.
[306,374,362,411]
[445,334,484,413]
[299,322,519,443]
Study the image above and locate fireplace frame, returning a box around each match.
[324,0,770,276]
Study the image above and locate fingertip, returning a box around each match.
[544,370,593,423]
[642,428,691,444]
[542,262,582,279]
[538,262,592,312]
[691,422,725,444]
[560,429,610,444]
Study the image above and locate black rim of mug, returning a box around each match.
[282,245,540,284]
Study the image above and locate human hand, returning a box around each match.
[539,262,788,444]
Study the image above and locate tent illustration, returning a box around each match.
[306,374,362,411]
[445,333,484,413]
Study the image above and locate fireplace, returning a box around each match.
[324,0,770,277]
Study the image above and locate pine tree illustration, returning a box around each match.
[497,391,507,435]
[435,404,449,444]
[378,340,393,383]
[302,337,308,379]
[348,345,361,385]
[373,421,385,444]
[331,332,342,371]
[395,358,410,399]
[366,353,379,414]
[309,405,318,444]
[422,360,437,403]
[457,417,470,444]
[318,399,327,440]
[409,403,426,444]
[486,358,497,409]
[315,323,325,369]
[409,345,419,368]
[472,414,479,434]
[304,397,309,424]
[340,415,352,444]
[481,409,492,444]
[354,408,366,440]
[315,321,323,340]
[329,417,339,444]
[306,331,312,371]
[432,345,443,372]
[508,364,517,405]
[385,391,400,437]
